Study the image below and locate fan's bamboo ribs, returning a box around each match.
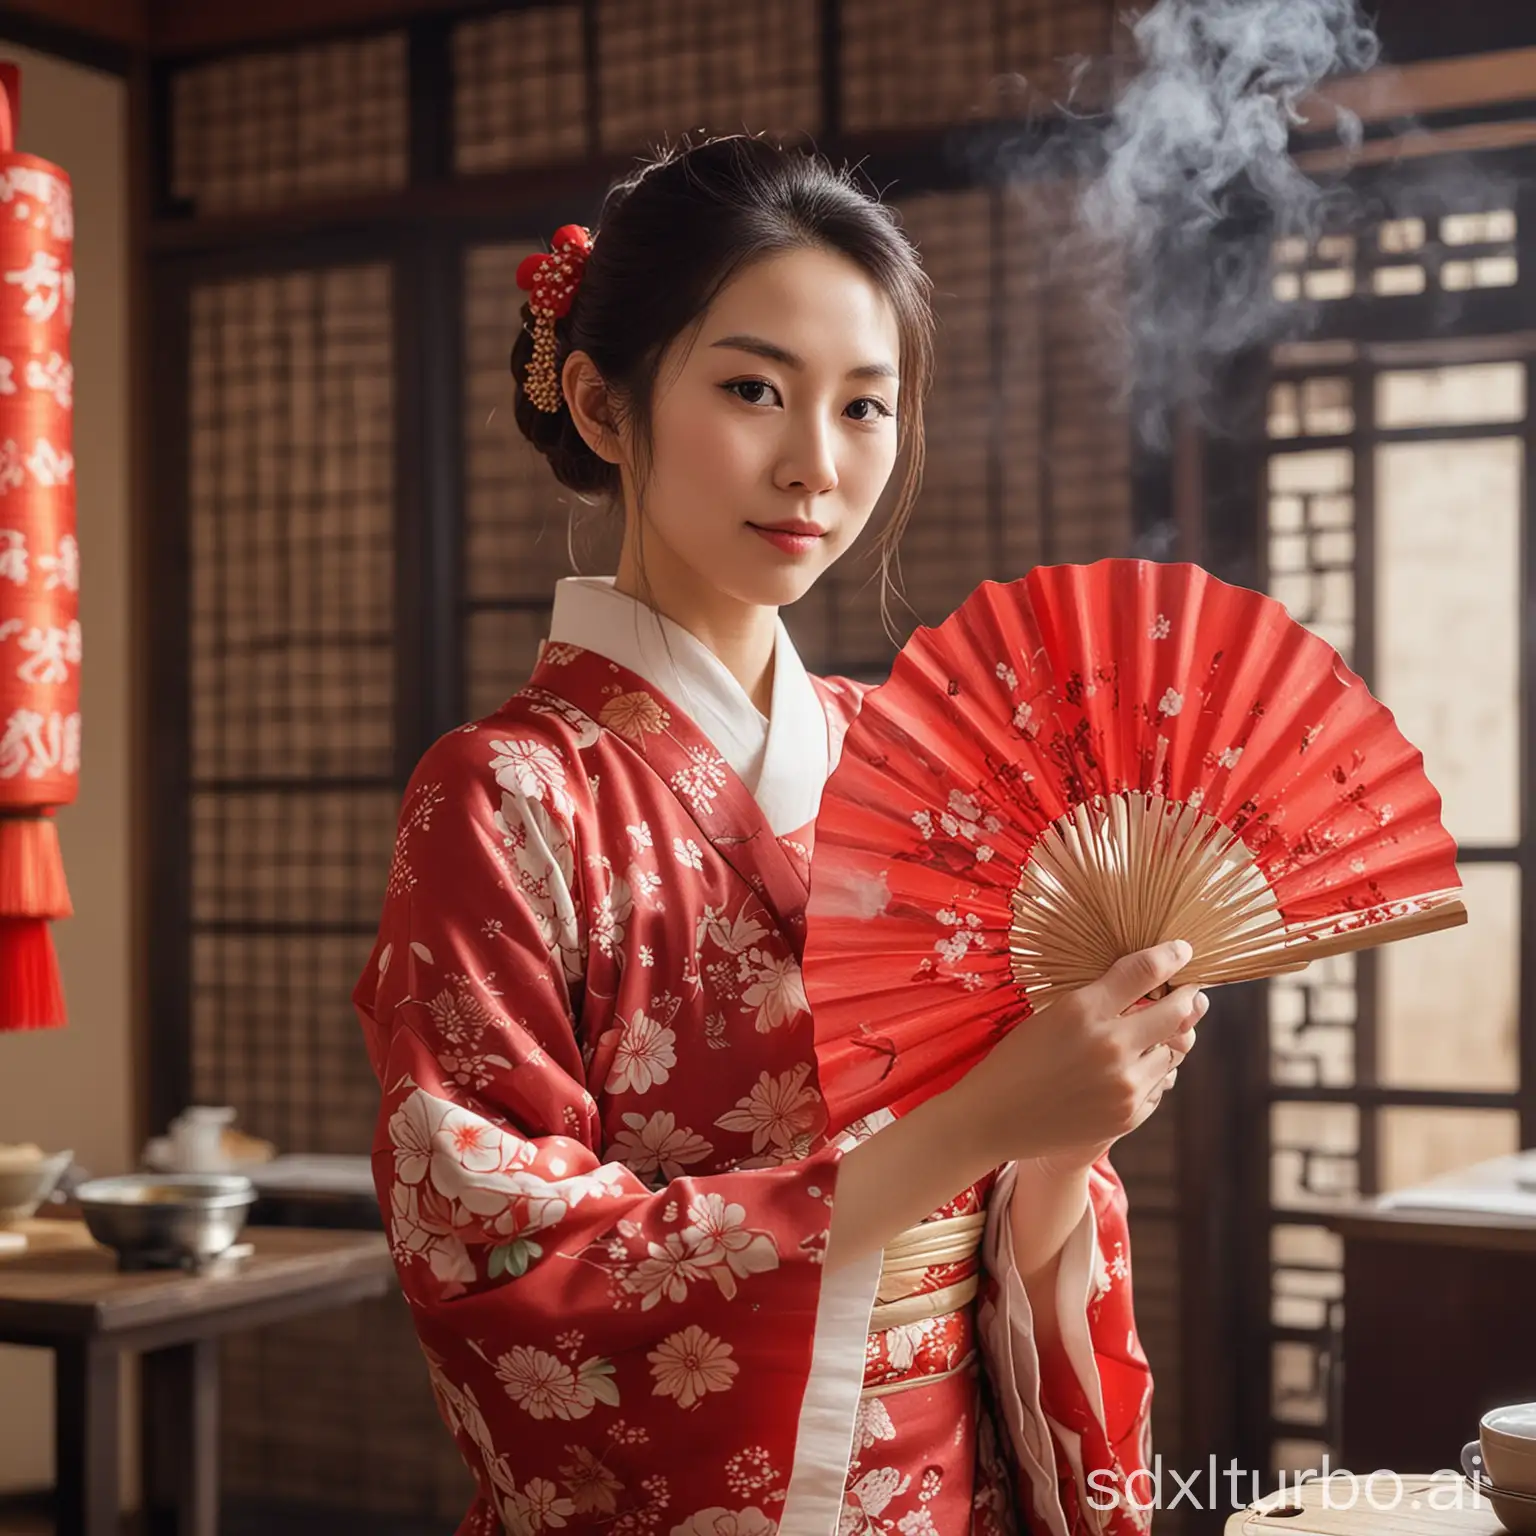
[1149,808,1229,934]
[1013,866,1111,960]
[1009,890,1118,976]
[1146,800,1205,921]
[1104,797,1136,950]
[1006,783,1465,1005]
[1026,829,1122,956]
[1196,899,1467,981]
[1128,795,1151,949]
[1160,822,1245,931]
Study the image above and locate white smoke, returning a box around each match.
[1037,0,1382,443]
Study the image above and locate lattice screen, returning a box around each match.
[170,33,409,214]
[1271,209,1519,306]
[449,0,1118,175]
[1259,196,1529,1477]
[221,1293,475,1522]
[454,3,588,174]
[187,265,395,1153]
[186,262,465,1517]
[842,0,1116,129]
[594,0,821,152]
[459,0,823,177]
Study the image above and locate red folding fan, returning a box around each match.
[803,560,1466,1133]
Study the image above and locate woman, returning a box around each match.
[353,134,1204,1536]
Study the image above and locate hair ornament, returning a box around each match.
[516,223,594,412]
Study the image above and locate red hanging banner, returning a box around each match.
[0,62,79,1031]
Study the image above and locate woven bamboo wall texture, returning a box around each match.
[219,1292,476,1523]
[183,258,457,1512]
[190,930,380,1151]
[454,4,588,173]
[594,0,821,152]
[170,32,409,213]
[842,0,1116,129]
[444,0,1120,177]
[186,265,396,1156]
[1002,183,1132,567]
[882,190,1000,627]
[188,269,395,782]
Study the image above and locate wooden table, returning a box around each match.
[1326,1154,1536,1473]
[1224,1474,1508,1533]
[0,1219,393,1536]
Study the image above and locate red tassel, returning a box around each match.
[0,815,73,919]
[0,918,65,1031]
[0,817,70,1031]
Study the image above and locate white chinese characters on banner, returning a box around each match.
[25,352,71,408]
[0,706,80,779]
[25,438,72,487]
[0,616,80,684]
[0,437,73,493]
[36,532,76,591]
[0,353,74,408]
[0,165,74,241]
[0,530,76,591]
[0,527,23,584]
[3,250,73,324]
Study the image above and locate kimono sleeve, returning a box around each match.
[352,724,865,1529]
[978,1154,1155,1536]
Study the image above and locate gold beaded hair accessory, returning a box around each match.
[515,224,594,412]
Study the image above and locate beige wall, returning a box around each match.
[0,42,132,1496]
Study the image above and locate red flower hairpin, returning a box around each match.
[516,223,593,413]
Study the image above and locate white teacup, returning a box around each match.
[168,1106,236,1173]
[1483,1403,1536,1496]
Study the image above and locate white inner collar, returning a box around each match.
[546,576,830,837]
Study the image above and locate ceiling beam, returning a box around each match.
[0,0,147,66]
[145,0,469,57]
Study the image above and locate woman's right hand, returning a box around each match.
[951,939,1206,1169]
[825,939,1204,1273]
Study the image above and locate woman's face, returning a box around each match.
[621,246,903,611]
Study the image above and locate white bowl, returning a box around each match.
[0,1148,73,1224]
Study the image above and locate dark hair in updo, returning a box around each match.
[510,133,935,570]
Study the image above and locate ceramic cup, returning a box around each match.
[167,1106,236,1173]
[1463,1439,1536,1536]
[1483,1404,1536,1497]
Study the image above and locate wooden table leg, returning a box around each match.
[54,1337,121,1536]
[141,1339,220,1536]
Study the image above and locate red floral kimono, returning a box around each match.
[354,577,1154,1536]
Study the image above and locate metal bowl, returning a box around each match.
[0,1148,74,1224]
[74,1173,256,1271]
